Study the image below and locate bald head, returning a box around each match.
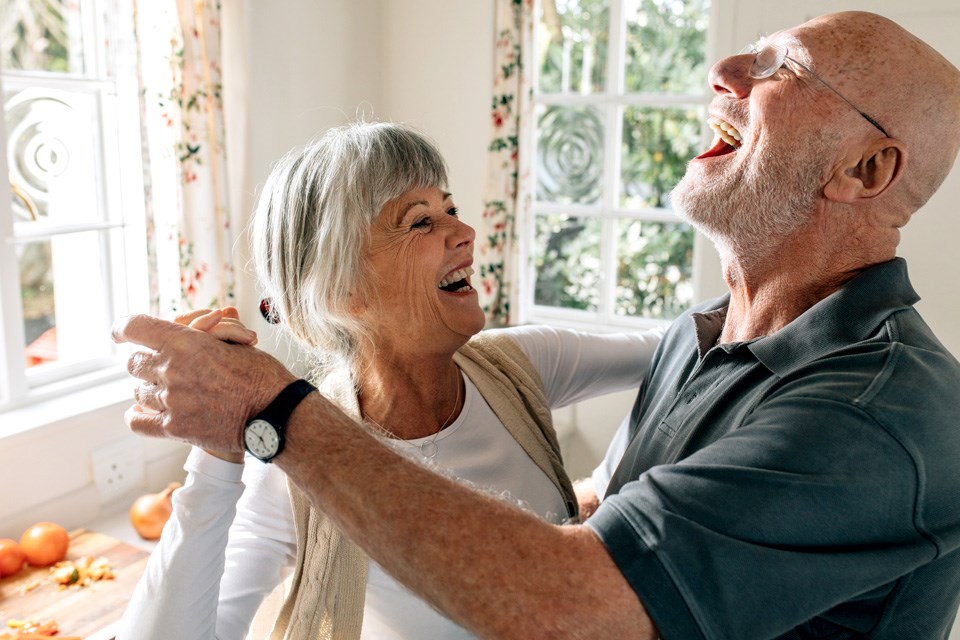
[796,11,960,213]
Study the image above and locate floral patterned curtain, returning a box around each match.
[476,0,535,327]
[133,0,233,315]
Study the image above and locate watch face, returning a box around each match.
[245,419,280,459]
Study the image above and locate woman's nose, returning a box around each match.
[449,217,475,249]
[708,53,757,100]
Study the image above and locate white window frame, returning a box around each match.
[517,0,716,332]
[0,0,148,414]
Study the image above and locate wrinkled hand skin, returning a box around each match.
[112,314,295,453]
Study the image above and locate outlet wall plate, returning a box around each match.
[91,437,146,504]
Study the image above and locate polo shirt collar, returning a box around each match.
[690,259,919,377]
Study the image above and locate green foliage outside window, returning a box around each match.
[0,0,74,73]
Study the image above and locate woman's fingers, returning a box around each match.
[207,320,258,346]
[187,309,224,332]
[185,309,256,344]
[174,308,212,326]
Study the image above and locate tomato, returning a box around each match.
[19,522,70,567]
[0,538,25,577]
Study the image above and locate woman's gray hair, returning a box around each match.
[252,122,448,374]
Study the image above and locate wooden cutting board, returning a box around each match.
[0,529,149,639]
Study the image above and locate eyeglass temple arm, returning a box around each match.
[785,56,890,137]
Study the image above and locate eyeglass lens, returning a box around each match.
[748,43,786,79]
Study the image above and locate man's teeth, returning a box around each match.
[437,266,474,290]
[708,116,743,148]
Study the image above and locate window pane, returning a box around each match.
[20,239,55,365]
[538,0,609,94]
[616,219,693,319]
[620,105,703,209]
[537,105,604,205]
[534,214,601,312]
[5,87,104,223]
[623,0,710,94]
[0,0,85,73]
[20,231,112,369]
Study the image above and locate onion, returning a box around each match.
[129,482,181,540]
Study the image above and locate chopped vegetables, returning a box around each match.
[50,556,115,588]
[1,618,81,638]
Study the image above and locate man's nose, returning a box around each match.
[708,53,757,100]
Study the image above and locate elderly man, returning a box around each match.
[116,11,960,639]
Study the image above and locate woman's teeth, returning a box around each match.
[708,116,743,148]
[438,266,475,292]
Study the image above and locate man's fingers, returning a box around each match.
[112,314,183,350]
[125,405,169,439]
[134,383,166,412]
[220,306,241,320]
[127,349,161,381]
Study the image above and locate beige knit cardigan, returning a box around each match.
[269,333,578,640]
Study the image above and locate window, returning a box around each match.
[0,0,146,410]
[523,0,711,328]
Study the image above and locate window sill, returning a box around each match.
[0,370,133,438]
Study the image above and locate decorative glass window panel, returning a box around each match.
[524,0,711,328]
[536,105,605,205]
[5,87,104,223]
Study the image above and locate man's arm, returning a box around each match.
[113,314,657,639]
[278,391,655,639]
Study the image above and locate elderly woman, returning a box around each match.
[118,122,661,639]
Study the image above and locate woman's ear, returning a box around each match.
[824,138,905,203]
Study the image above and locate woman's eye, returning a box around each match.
[447,207,459,217]
[412,217,431,230]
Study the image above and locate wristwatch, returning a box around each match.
[243,379,316,462]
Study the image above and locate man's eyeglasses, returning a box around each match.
[740,41,890,138]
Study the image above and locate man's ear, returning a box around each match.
[824,138,905,203]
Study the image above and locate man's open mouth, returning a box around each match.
[696,116,743,159]
[438,266,475,293]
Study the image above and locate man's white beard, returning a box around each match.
[671,133,831,258]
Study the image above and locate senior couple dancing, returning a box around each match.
[116,11,960,640]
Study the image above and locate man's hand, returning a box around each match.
[170,307,259,462]
[112,313,296,454]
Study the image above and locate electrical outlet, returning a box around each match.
[91,438,146,504]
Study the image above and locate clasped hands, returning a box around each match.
[112,307,296,463]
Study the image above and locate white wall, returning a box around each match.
[377,0,494,233]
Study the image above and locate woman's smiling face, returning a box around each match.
[357,185,485,355]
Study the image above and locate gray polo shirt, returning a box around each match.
[589,258,960,639]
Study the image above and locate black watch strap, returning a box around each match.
[250,379,316,460]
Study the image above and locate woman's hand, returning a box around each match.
[573,477,600,522]
[174,307,258,463]
[174,306,258,346]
